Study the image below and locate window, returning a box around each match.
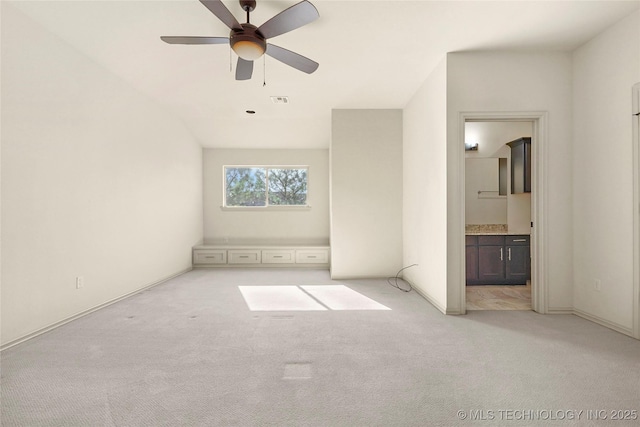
[224,166,308,208]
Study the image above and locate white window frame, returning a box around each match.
[222,165,311,210]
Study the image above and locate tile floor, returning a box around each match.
[466,282,531,310]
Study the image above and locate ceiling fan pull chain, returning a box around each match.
[263,56,267,87]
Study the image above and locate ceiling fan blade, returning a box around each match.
[266,44,318,74]
[257,1,319,39]
[236,57,253,80]
[160,36,229,45]
[199,0,242,31]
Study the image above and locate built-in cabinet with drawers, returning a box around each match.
[193,245,330,268]
[466,235,530,285]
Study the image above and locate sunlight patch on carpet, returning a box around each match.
[239,285,391,311]
[301,285,391,310]
[239,286,327,311]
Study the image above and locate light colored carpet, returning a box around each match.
[2,269,640,426]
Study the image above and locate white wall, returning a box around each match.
[331,110,403,279]
[402,58,449,312]
[572,10,640,334]
[1,5,203,346]
[465,121,533,233]
[446,52,574,313]
[202,149,329,245]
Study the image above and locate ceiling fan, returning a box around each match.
[161,0,319,80]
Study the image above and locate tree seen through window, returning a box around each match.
[224,167,307,207]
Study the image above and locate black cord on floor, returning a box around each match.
[387,264,418,292]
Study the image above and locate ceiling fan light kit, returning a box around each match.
[230,24,266,61]
[161,0,319,80]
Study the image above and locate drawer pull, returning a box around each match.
[205,256,216,259]
[308,256,317,258]
[274,256,283,258]
[239,256,249,258]
[512,239,527,242]
[500,248,503,261]
[508,248,511,261]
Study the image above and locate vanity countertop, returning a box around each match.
[465,224,530,236]
[465,231,530,236]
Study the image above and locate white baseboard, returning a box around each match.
[196,264,329,270]
[547,306,574,314]
[573,308,635,338]
[408,281,448,315]
[1,267,193,352]
[329,274,393,280]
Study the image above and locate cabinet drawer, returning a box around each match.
[506,236,529,246]
[262,250,296,264]
[478,235,505,246]
[193,250,227,265]
[228,250,261,264]
[296,250,329,264]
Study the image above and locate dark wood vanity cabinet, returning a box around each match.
[465,241,479,282]
[466,235,530,285]
[507,137,531,193]
[505,237,530,282]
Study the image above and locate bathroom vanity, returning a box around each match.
[466,233,530,285]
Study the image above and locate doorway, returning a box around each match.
[464,120,533,310]
[458,112,548,314]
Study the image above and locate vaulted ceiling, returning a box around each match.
[8,0,640,149]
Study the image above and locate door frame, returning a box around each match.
[458,111,548,314]
[632,83,640,339]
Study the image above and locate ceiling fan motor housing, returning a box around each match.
[230,23,266,60]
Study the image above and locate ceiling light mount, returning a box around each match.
[240,0,256,13]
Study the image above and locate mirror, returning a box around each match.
[465,158,507,225]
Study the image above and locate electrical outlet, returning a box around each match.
[76,276,84,289]
[594,279,601,292]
